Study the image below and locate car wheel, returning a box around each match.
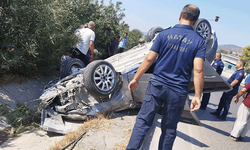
[146,26,163,42]
[193,19,211,42]
[84,60,117,97]
[60,58,85,79]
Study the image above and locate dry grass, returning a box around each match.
[95,119,114,131]
[0,127,11,145]
[114,127,133,150]
[49,110,135,150]
[49,113,112,150]
[123,128,133,140]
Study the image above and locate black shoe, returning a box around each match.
[200,107,206,110]
[216,116,226,120]
[210,111,219,116]
[238,136,244,141]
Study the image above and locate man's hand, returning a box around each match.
[128,79,138,93]
[89,55,94,62]
[190,97,201,112]
[233,97,239,104]
[127,51,157,93]
[233,87,247,104]
[89,41,94,60]
[193,58,204,110]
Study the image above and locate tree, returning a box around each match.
[0,0,79,75]
[0,0,128,75]
[71,0,128,59]
[217,49,228,54]
[240,46,250,69]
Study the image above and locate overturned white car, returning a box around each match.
[40,19,231,134]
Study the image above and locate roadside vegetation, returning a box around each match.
[241,46,250,72]
[0,102,41,144]
[0,0,143,143]
[0,0,143,77]
[218,46,250,73]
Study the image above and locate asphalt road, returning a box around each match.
[140,71,250,150]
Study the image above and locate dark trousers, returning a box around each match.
[215,90,237,117]
[126,81,187,150]
[118,47,124,53]
[72,48,86,62]
[201,93,211,109]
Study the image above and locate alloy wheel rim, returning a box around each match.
[196,22,210,41]
[93,65,115,92]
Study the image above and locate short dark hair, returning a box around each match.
[239,59,246,67]
[216,53,222,58]
[181,4,200,22]
[125,32,128,35]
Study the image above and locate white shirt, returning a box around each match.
[76,28,95,55]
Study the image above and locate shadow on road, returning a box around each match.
[176,130,209,148]
[202,123,230,137]
[195,107,236,122]
[141,114,209,149]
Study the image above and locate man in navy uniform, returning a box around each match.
[107,36,120,57]
[211,59,245,120]
[126,4,206,150]
[200,53,224,110]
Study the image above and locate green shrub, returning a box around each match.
[1,0,141,76]
[0,102,40,137]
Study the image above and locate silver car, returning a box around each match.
[40,19,231,134]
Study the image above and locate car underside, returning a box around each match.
[40,19,232,134]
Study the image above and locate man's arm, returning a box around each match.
[128,51,158,93]
[107,46,111,56]
[89,41,94,61]
[125,39,128,46]
[230,79,239,87]
[234,87,248,104]
[190,58,204,112]
[224,79,240,93]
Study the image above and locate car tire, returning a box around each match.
[146,26,163,42]
[60,58,85,79]
[193,19,212,42]
[84,60,117,97]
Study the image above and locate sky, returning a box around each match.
[104,0,250,48]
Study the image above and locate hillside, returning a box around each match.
[218,44,243,54]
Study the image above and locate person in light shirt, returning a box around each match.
[230,81,250,141]
[73,21,95,63]
[118,32,128,53]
